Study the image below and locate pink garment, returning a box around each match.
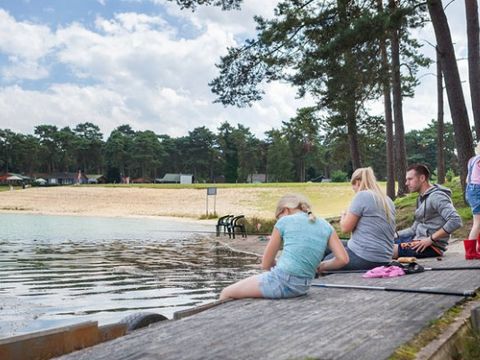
[468,156,480,184]
[362,266,405,278]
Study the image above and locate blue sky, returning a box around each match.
[0,0,472,139]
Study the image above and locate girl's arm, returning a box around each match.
[317,230,349,272]
[340,211,360,233]
[261,227,282,270]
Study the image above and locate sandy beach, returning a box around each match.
[0,186,275,220]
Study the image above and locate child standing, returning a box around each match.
[219,194,348,300]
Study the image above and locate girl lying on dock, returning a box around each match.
[219,194,349,300]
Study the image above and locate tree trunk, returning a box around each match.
[466,0,480,139]
[389,0,408,196]
[428,0,474,191]
[379,0,395,199]
[436,47,446,184]
[347,112,362,171]
[338,0,361,171]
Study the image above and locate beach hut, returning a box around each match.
[6,175,23,181]
[155,173,193,184]
[34,178,47,185]
[86,174,107,184]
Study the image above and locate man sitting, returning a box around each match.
[393,164,462,258]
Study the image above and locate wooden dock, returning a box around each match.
[56,249,480,360]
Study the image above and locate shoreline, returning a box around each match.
[0,209,268,256]
[0,209,216,225]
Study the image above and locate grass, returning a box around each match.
[458,325,480,359]
[0,185,19,192]
[95,181,356,222]
[96,182,351,190]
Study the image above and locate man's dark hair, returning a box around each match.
[407,163,430,180]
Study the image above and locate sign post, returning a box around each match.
[206,187,217,216]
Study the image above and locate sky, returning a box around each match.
[0,0,472,139]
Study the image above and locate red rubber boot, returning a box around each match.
[464,239,480,260]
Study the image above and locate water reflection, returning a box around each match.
[0,214,259,338]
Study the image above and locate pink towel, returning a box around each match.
[362,266,405,278]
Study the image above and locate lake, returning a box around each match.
[0,213,259,338]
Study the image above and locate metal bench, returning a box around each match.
[216,215,233,236]
[227,215,247,239]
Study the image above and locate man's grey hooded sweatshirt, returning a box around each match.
[398,184,462,251]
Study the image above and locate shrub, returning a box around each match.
[331,170,348,182]
[245,216,276,234]
[446,169,455,182]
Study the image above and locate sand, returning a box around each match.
[0,186,274,220]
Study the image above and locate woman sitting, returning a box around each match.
[322,167,396,271]
[220,193,348,300]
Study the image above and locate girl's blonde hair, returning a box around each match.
[350,167,391,221]
[275,193,316,222]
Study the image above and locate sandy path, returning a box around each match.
[0,186,274,220]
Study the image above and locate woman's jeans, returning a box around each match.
[323,240,389,270]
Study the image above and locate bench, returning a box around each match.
[216,215,247,239]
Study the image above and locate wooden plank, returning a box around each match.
[55,253,480,360]
[0,321,99,360]
[98,323,127,343]
[173,299,232,320]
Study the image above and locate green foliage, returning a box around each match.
[405,120,457,174]
[394,194,417,230]
[331,170,348,182]
[458,325,480,360]
[266,129,294,182]
[446,168,456,182]
[167,0,241,11]
[244,216,276,235]
[199,212,218,220]
[104,125,135,180]
[185,126,220,183]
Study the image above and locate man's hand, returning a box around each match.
[411,237,433,253]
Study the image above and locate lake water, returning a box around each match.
[0,213,259,339]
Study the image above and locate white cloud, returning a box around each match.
[0,9,55,81]
[0,84,137,135]
[1,57,49,81]
[159,0,278,36]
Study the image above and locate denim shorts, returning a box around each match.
[259,267,311,299]
[466,183,480,214]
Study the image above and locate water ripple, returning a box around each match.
[0,213,259,338]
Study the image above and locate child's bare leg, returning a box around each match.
[219,275,263,300]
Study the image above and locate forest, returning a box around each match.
[0,118,458,186]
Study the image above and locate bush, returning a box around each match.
[245,216,276,234]
[199,212,218,220]
[331,170,348,182]
[446,168,455,182]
